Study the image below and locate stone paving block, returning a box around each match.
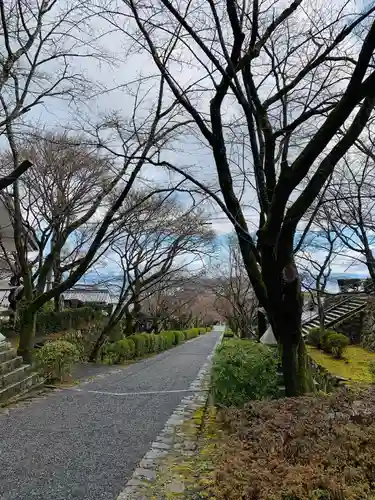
[144,448,170,460]
[133,467,157,481]
[139,458,157,469]
[151,441,171,450]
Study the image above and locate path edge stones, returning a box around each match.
[116,330,224,499]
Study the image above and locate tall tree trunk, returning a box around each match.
[124,311,133,336]
[53,246,63,312]
[318,293,325,336]
[263,253,313,397]
[89,321,114,362]
[365,249,375,288]
[17,303,37,364]
[273,275,314,397]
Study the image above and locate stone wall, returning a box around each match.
[361,298,375,352]
[334,312,364,345]
[307,355,347,392]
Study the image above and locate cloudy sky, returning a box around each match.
[7,0,375,292]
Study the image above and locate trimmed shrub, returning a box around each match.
[320,329,340,352]
[160,331,175,349]
[224,328,234,338]
[174,330,185,345]
[211,339,278,407]
[35,340,80,382]
[102,338,136,364]
[306,327,323,348]
[128,334,148,356]
[142,333,153,353]
[148,333,160,352]
[324,332,349,359]
[184,328,199,340]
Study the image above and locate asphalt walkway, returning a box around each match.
[0,328,223,500]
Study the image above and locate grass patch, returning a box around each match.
[307,345,375,384]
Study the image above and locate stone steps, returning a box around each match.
[0,373,42,403]
[0,341,43,404]
[302,295,367,338]
[0,347,17,364]
[1,364,32,388]
[0,355,22,375]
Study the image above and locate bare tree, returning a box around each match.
[0,132,111,310]
[0,0,109,183]
[89,191,214,359]
[298,204,342,334]
[119,0,375,395]
[142,274,220,332]
[327,139,375,285]
[211,236,257,338]
[1,72,187,363]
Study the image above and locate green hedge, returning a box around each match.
[174,331,185,345]
[211,339,278,407]
[35,307,102,336]
[102,327,210,364]
[128,334,148,356]
[184,328,200,340]
[102,338,136,364]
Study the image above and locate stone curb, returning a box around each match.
[116,330,224,499]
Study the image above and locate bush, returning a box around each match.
[306,327,323,348]
[324,332,349,358]
[160,331,175,349]
[148,333,160,352]
[319,329,338,351]
[211,339,278,407]
[224,328,234,338]
[160,330,184,346]
[184,328,199,340]
[102,338,135,364]
[35,340,80,382]
[63,331,86,361]
[174,330,185,345]
[102,328,188,363]
[35,307,103,336]
[208,389,375,499]
[128,334,148,356]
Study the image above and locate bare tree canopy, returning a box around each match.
[0,70,191,363]
[0,0,109,185]
[211,235,257,339]
[116,0,375,395]
[89,189,215,359]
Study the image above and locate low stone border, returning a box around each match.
[307,354,348,391]
[117,331,223,499]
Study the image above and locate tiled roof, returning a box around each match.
[63,288,112,304]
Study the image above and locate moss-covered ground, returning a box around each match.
[307,344,375,385]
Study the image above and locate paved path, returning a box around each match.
[0,329,223,500]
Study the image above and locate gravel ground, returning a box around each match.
[0,330,221,500]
